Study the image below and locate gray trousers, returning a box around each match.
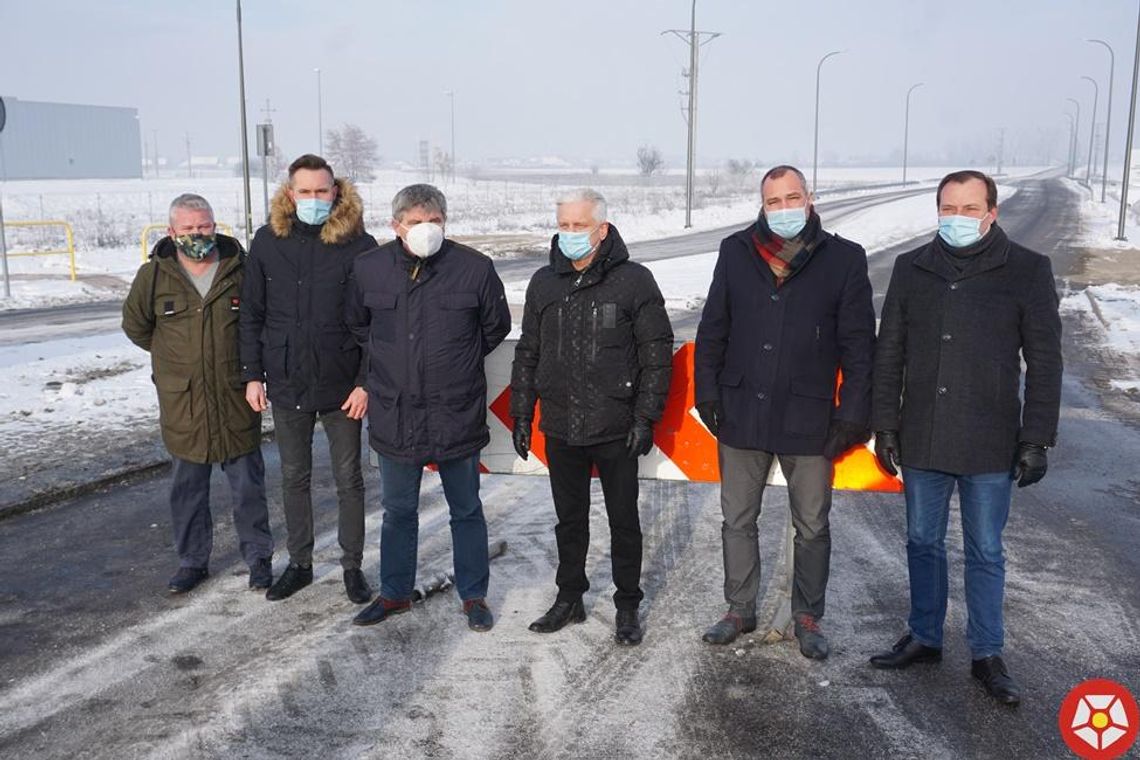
[271,406,366,570]
[717,442,833,619]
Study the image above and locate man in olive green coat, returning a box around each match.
[123,193,274,595]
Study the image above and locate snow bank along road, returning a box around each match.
[1,178,1139,759]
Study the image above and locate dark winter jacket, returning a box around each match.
[122,235,260,464]
[694,212,876,455]
[509,226,674,446]
[345,238,511,465]
[239,178,377,413]
[871,225,1062,474]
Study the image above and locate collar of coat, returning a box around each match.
[914,223,1010,281]
[150,233,244,262]
[548,223,631,277]
[268,177,366,245]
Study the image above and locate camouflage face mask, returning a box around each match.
[173,233,217,261]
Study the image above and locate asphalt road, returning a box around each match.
[1,178,1138,759]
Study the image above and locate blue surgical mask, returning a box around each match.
[938,214,988,248]
[296,198,333,225]
[558,228,597,261]
[766,206,807,239]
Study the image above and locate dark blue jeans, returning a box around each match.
[902,466,1012,659]
[377,453,488,602]
[170,449,273,569]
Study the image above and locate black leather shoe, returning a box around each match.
[168,566,208,595]
[869,633,943,669]
[353,596,412,626]
[702,612,757,645]
[265,563,313,601]
[344,568,372,604]
[248,558,273,591]
[794,614,830,660]
[463,599,494,632]
[615,609,643,646]
[971,656,1022,706]
[528,599,586,633]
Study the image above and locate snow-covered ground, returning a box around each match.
[1064,179,1140,394]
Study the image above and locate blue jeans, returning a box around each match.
[903,466,1012,659]
[170,449,273,569]
[378,453,489,602]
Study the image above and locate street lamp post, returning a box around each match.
[1066,97,1082,178]
[902,82,924,185]
[1081,75,1100,186]
[1089,39,1116,202]
[1117,2,1140,240]
[236,0,253,249]
[445,90,455,183]
[315,68,323,154]
[812,50,844,194]
[1064,113,1076,177]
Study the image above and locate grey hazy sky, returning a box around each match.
[1,0,1136,167]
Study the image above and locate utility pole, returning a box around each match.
[152,129,160,178]
[258,99,277,225]
[996,128,1005,175]
[315,68,324,155]
[663,0,721,228]
[236,0,253,249]
[1117,0,1140,240]
[185,133,193,179]
[1089,39,1115,203]
[445,90,456,183]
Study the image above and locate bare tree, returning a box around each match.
[326,123,379,182]
[706,168,721,196]
[726,158,755,180]
[637,145,665,176]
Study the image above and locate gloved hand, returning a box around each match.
[626,419,655,458]
[1012,442,1048,488]
[874,430,901,476]
[512,417,532,460]
[822,420,871,461]
[696,400,723,436]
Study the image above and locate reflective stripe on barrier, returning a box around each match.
[477,339,902,492]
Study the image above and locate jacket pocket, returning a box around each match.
[364,292,399,342]
[263,333,289,381]
[368,388,402,449]
[439,292,480,342]
[155,373,193,432]
[784,376,835,436]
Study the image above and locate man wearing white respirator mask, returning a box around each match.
[346,184,511,632]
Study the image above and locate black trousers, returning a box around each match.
[271,406,365,570]
[545,436,643,611]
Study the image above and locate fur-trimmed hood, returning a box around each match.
[269,177,366,245]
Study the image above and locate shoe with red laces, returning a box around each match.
[794,613,830,660]
[353,596,412,626]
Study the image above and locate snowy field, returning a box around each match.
[0,165,1047,311]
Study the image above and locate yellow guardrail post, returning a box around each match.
[4,221,77,281]
[142,223,236,262]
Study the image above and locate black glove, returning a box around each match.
[874,430,901,476]
[512,417,532,460]
[1012,442,1048,488]
[626,419,654,458]
[822,420,871,461]
[696,400,723,436]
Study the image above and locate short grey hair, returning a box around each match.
[168,193,214,226]
[391,184,447,222]
[556,188,607,223]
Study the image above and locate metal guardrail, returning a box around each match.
[140,223,235,262]
[3,220,77,281]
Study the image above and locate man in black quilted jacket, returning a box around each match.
[510,188,674,647]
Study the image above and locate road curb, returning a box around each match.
[0,429,278,522]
